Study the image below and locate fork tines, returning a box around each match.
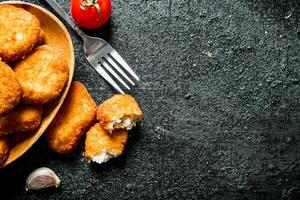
[95,49,139,94]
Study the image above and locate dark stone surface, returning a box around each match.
[0,0,300,199]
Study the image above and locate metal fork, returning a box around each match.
[44,0,139,94]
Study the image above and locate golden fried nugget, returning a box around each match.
[14,45,69,104]
[0,104,43,136]
[0,136,9,166]
[97,94,143,133]
[85,123,128,164]
[46,81,97,154]
[0,5,41,62]
[0,61,22,115]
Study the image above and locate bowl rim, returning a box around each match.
[0,1,75,168]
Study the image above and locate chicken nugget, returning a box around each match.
[0,104,43,136]
[0,5,41,62]
[97,94,143,133]
[0,61,22,115]
[46,81,97,154]
[85,123,128,164]
[0,136,9,166]
[14,45,69,104]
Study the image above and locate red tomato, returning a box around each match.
[70,0,112,29]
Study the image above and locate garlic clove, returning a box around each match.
[25,167,61,191]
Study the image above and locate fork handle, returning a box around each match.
[44,0,87,39]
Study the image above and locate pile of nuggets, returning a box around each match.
[46,82,143,164]
[0,5,143,166]
[0,5,69,165]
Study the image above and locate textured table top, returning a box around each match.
[0,0,300,199]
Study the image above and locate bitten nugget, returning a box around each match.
[0,104,43,136]
[0,137,9,166]
[0,61,22,115]
[46,81,97,154]
[97,94,143,133]
[0,5,41,62]
[14,45,69,104]
[85,123,128,164]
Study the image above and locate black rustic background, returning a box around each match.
[0,0,300,199]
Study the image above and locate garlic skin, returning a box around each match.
[25,167,61,191]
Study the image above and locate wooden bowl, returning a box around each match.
[0,1,74,168]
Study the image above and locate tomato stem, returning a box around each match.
[80,0,101,16]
